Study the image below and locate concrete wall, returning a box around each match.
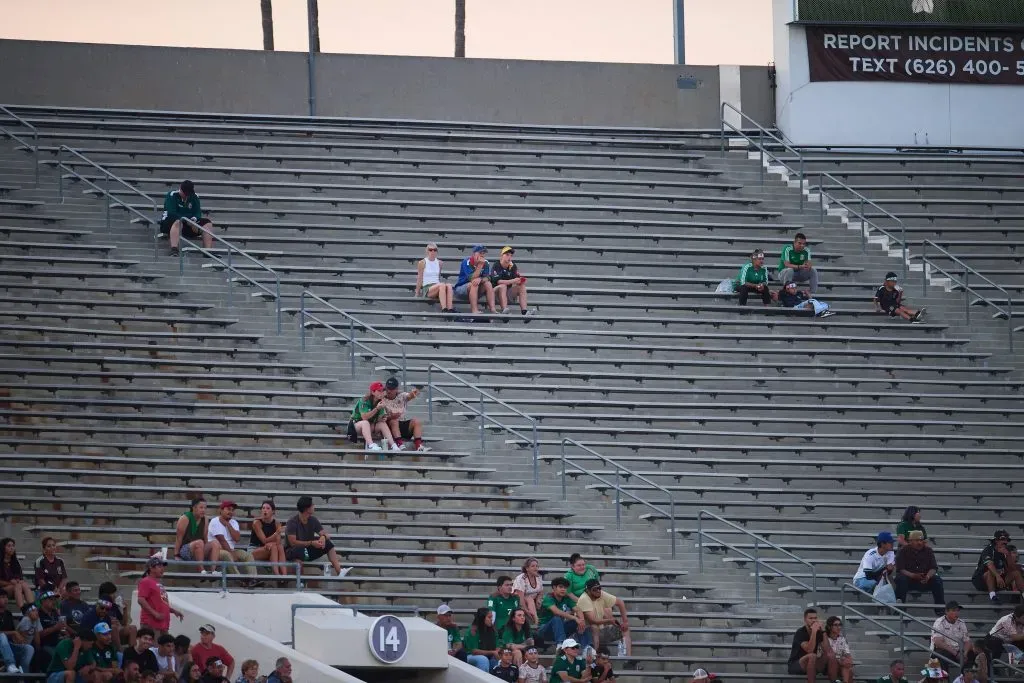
[772,0,1024,146]
[0,39,772,129]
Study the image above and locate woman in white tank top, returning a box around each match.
[416,243,455,312]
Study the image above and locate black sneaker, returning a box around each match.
[169,247,180,257]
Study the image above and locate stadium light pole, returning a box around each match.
[307,0,319,117]
[673,0,686,64]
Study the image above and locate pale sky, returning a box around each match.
[0,0,774,65]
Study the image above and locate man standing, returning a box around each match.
[778,233,819,294]
[876,659,910,683]
[932,601,971,671]
[895,531,945,612]
[971,530,1024,604]
[0,591,33,674]
[537,578,587,649]
[206,501,255,579]
[190,626,234,682]
[487,577,521,632]
[853,532,897,593]
[137,558,183,636]
[576,580,630,657]
[491,246,533,316]
[454,245,497,316]
[284,496,348,577]
[381,377,430,452]
[734,249,772,306]
[161,181,214,256]
[787,607,838,683]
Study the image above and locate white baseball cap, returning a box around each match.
[436,604,452,615]
[560,638,580,649]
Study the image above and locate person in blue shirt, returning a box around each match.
[160,180,215,257]
[454,245,497,315]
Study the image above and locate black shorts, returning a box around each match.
[285,539,335,562]
[972,571,991,592]
[159,216,211,236]
[397,419,414,440]
[787,660,805,675]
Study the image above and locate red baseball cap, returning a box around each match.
[369,381,385,392]
[219,500,236,509]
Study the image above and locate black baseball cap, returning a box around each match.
[995,530,1011,541]
[584,578,602,590]
[945,601,962,610]
[385,377,400,390]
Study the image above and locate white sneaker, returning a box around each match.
[390,443,403,452]
[338,567,352,577]
[416,445,433,452]
[398,442,410,450]
[522,308,536,317]
[6,664,20,674]
[208,570,222,577]
[366,442,382,451]
[500,307,511,315]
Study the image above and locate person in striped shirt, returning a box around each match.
[778,233,819,294]
[734,249,772,306]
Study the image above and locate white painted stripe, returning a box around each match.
[719,65,743,130]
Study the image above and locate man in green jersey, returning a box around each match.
[436,604,466,661]
[486,576,520,632]
[549,638,590,683]
[537,577,590,650]
[778,233,818,294]
[876,658,910,683]
[160,181,215,256]
[47,628,97,683]
[734,249,772,306]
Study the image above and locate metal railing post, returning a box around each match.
[221,561,228,592]
[479,393,486,454]
[560,440,567,499]
[57,148,64,203]
[697,511,704,573]
[669,497,676,559]
[299,290,307,351]
[275,274,282,334]
[840,583,847,623]
[427,365,434,422]
[105,175,111,231]
[899,614,906,656]
[613,462,621,530]
[295,562,303,590]
[811,564,817,607]
[900,220,908,282]
[719,105,726,158]
[226,244,234,307]
[963,267,970,324]
[758,128,764,185]
[753,537,760,604]
[531,422,539,485]
[818,172,824,226]
[349,318,356,378]
[1009,299,1015,352]
[33,128,39,187]
[178,239,186,276]
[798,157,805,210]
[922,243,928,297]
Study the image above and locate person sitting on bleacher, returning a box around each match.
[874,272,925,323]
[853,531,896,593]
[161,181,214,257]
[462,607,499,672]
[206,501,256,582]
[381,377,430,452]
[778,232,819,295]
[247,500,287,577]
[81,583,133,648]
[346,381,401,453]
[284,496,348,578]
[733,249,772,307]
[537,578,587,652]
[576,579,630,658]
[34,538,68,596]
[45,627,97,683]
[174,498,212,576]
[454,245,497,316]
[191,625,234,682]
[1,537,35,614]
[487,577,521,633]
[90,622,120,683]
[498,609,534,666]
[59,581,88,629]
[491,246,534,317]
[0,590,33,675]
[416,243,456,314]
[971,530,1024,604]
[984,605,1024,667]
[897,507,928,547]
[779,282,834,317]
[894,531,945,613]
[37,591,68,661]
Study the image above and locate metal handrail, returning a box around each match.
[55,158,160,232]
[179,217,282,334]
[299,289,406,384]
[562,438,676,558]
[0,105,39,186]
[918,240,1014,351]
[58,145,157,212]
[697,509,817,606]
[148,558,305,593]
[426,362,540,483]
[720,102,806,210]
[815,171,908,280]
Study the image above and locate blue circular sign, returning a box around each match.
[368,615,409,664]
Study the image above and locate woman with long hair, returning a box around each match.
[416,242,455,313]
[463,607,499,672]
[825,616,854,683]
[897,506,928,546]
[179,662,203,683]
[499,608,534,666]
[248,501,286,576]
[513,558,545,625]
[33,536,68,594]
[0,538,33,611]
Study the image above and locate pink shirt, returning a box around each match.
[137,577,170,631]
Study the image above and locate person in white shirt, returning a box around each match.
[207,501,256,578]
[416,243,456,313]
[986,605,1024,665]
[931,601,972,670]
[517,647,545,683]
[853,531,896,592]
[150,634,178,683]
[951,666,978,683]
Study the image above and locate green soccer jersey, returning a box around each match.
[735,262,769,287]
[549,653,586,683]
[539,593,575,626]
[351,396,385,423]
[445,626,462,650]
[564,565,600,598]
[487,594,520,631]
[162,190,202,223]
[499,625,530,648]
[779,245,811,271]
[47,638,96,674]
[91,643,118,669]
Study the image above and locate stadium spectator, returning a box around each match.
[895,531,945,613]
[779,281,833,317]
[207,501,256,580]
[119,660,142,683]
[1,537,34,612]
[778,233,819,294]
[787,607,838,683]
[33,538,68,595]
[734,249,772,306]
[932,601,971,671]
[537,577,587,650]
[564,555,600,602]
[971,530,1024,604]
[513,558,545,625]
[150,634,178,683]
[983,605,1024,665]
[491,246,534,316]
[590,647,615,683]
[16,603,40,648]
[519,646,545,683]
[265,657,291,683]
[877,659,910,683]
[174,498,211,576]
[234,659,259,683]
[853,532,897,593]
[173,635,192,679]
[162,181,214,257]
[46,628,96,683]
[963,639,990,683]
[141,670,158,683]
[499,609,534,666]
[0,590,33,674]
[463,607,499,672]
[190,626,234,682]
[952,666,978,683]
[690,669,713,683]
[247,500,286,577]
[37,591,68,656]
[576,579,630,657]
[874,272,925,323]
[491,647,519,683]
[91,622,120,682]
[436,604,465,661]
[198,656,229,683]
[80,599,117,643]
[920,656,948,680]
[454,245,497,316]
[60,582,88,628]
[347,381,400,452]
[487,576,521,632]
[137,558,183,636]
[825,616,854,683]
[416,243,456,313]
[122,628,158,673]
[284,496,347,577]
[382,377,430,452]
[897,507,928,547]
[181,662,203,683]
[548,638,587,683]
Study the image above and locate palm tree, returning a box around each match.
[455,0,466,58]
[308,0,321,53]
[260,0,274,50]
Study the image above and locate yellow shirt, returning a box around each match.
[575,591,617,620]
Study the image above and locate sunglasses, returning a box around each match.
[427,248,438,252]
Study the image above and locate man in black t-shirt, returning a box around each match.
[491,246,534,317]
[873,272,924,322]
[972,530,1024,602]
[787,608,838,682]
[122,628,159,674]
[284,496,347,577]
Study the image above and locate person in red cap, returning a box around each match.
[346,382,400,452]
[206,501,256,580]
[137,558,183,636]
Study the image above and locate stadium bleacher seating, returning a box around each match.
[1,105,1023,680]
